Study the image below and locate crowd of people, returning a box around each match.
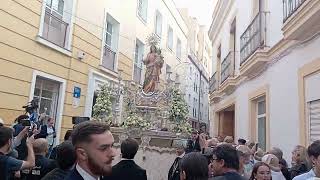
[1,117,320,180]
[169,130,320,180]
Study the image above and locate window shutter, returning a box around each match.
[309,100,320,142]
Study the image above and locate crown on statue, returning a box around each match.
[146,33,160,47]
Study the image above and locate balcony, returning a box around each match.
[283,0,306,22]
[240,11,269,77]
[220,51,237,93]
[209,72,221,102]
[282,0,320,41]
[42,9,69,48]
[221,52,235,83]
[102,46,116,71]
[209,72,217,93]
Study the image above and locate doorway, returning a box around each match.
[217,105,235,139]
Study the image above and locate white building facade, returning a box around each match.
[179,9,211,132]
[208,0,320,160]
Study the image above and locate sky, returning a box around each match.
[173,0,217,29]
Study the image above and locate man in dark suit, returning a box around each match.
[65,121,116,180]
[168,141,185,180]
[104,138,147,180]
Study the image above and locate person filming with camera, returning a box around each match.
[0,126,36,180]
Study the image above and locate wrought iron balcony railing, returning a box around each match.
[283,0,306,23]
[42,10,69,48]
[102,46,116,71]
[221,51,235,83]
[209,72,217,93]
[240,11,267,65]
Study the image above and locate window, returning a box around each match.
[102,14,119,71]
[46,0,64,15]
[167,26,173,50]
[257,97,266,151]
[155,11,162,37]
[308,100,320,143]
[106,22,112,48]
[134,39,144,84]
[33,77,60,120]
[137,0,148,22]
[41,0,70,48]
[176,38,182,59]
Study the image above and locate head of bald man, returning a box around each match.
[33,138,49,155]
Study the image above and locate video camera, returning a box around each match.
[20,119,31,126]
[20,118,38,135]
[22,99,39,114]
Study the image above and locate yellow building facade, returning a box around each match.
[0,0,188,142]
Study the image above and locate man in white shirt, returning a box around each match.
[65,121,116,180]
[293,140,320,180]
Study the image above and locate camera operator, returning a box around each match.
[23,99,39,123]
[12,117,41,161]
[0,126,36,180]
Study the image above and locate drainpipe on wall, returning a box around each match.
[198,70,202,131]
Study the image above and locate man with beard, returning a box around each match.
[65,121,116,180]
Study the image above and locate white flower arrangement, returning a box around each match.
[123,112,151,130]
[173,122,193,134]
[92,84,113,124]
[169,88,192,134]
